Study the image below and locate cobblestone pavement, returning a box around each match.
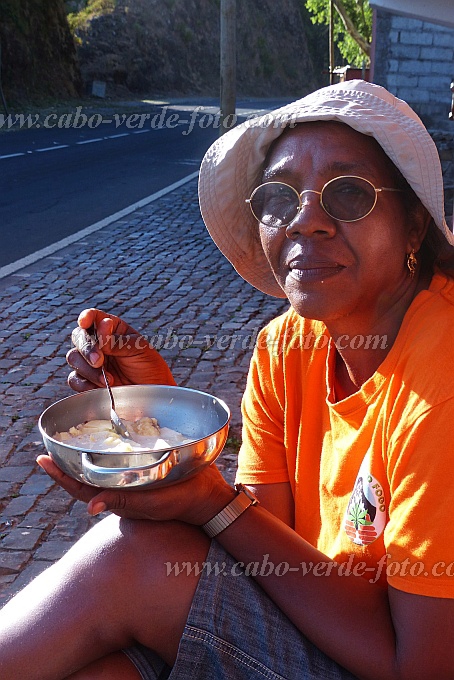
[0,177,288,605]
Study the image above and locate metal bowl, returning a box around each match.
[38,385,230,489]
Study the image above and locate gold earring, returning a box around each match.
[407,249,417,278]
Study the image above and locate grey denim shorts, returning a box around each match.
[124,540,358,680]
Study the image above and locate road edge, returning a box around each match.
[0,170,199,280]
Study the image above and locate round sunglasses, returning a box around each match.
[246,175,403,227]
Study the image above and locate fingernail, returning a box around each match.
[72,327,94,352]
[90,501,107,516]
[89,350,100,365]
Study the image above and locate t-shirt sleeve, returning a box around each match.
[385,397,454,597]
[235,325,290,485]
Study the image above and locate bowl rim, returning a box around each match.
[38,384,231,456]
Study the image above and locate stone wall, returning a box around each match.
[372,9,454,129]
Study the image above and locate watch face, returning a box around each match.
[235,483,259,505]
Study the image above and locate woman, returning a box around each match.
[1,80,454,680]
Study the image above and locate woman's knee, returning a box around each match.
[61,514,208,571]
[57,514,210,605]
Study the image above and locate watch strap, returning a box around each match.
[202,484,258,538]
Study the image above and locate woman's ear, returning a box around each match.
[408,203,432,253]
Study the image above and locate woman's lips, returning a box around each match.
[287,259,345,281]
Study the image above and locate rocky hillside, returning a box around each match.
[0,0,326,106]
[69,0,325,97]
[0,0,82,104]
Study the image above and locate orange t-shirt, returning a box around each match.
[237,272,454,597]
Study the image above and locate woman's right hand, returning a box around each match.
[66,308,176,392]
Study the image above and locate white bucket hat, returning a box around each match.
[198,79,454,298]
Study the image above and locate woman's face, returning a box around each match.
[259,122,424,326]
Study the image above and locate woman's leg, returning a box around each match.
[0,514,210,680]
[65,646,171,679]
[65,651,143,679]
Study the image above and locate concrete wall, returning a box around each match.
[372,8,454,129]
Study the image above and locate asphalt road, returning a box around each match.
[0,103,215,268]
[0,98,291,270]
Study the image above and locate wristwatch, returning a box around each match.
[202,484,259,538]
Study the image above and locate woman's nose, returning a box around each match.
[285,194,336,239]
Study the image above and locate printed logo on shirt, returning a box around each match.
[343,453,387,546]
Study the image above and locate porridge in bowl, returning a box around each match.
[55,416,192,452]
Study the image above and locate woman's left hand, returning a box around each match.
[36,455,235,525]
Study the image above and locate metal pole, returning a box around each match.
[220,0,236,135]
[450,79,454,121]
[329,0,335,84]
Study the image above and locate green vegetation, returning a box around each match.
[226,435,242,450]
[68,0,117,31]
[305,0,372,65]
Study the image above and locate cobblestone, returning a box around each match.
[0,178,288,605]
[2,496,37,518]
[1,527,45,550]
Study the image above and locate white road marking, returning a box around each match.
[0,152,26,159]
[1,131,140,160]
[0,171,200,280]
[35,145,69,152]
[76,138,104,145]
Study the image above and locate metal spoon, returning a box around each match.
[100,364,134,441]
[91,327,133,441]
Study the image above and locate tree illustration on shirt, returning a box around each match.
[343,452,387,546]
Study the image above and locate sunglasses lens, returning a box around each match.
[250,183,299,227]
[322,177,376,221]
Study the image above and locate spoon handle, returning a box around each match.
[89,326,133,440]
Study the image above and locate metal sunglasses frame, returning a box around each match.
[245,175,404,226]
